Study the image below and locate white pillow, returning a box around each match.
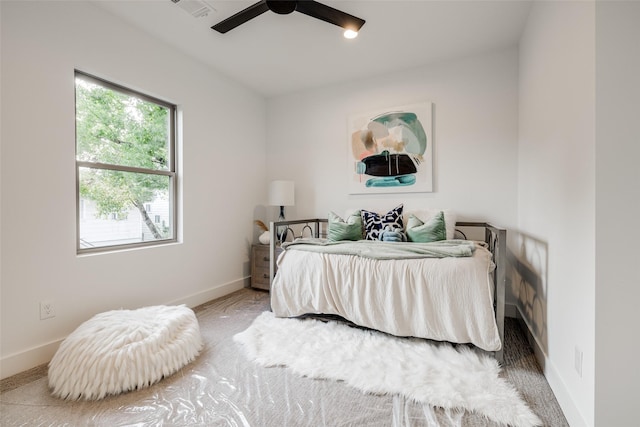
[405,209,457,240]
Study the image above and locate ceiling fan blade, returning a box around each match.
[211,0,270,34]
[295,0,365,32]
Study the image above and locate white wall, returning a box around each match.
[0,1,267,378]
[518,2,595,426]
[266,48,519,232]
[594,1,640,425]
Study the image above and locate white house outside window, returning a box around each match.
[75,71,177,253]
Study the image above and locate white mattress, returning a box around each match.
[270,243,501,352]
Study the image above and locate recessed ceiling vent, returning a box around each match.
[171,0,215,18]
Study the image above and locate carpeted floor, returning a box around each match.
[0,288,568,426]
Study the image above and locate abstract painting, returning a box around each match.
[348,102,433,194]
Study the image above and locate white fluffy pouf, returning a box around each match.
[48,305,203,400]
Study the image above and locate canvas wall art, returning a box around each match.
[348,102,433,194]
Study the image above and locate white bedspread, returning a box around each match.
[270,243,501,352]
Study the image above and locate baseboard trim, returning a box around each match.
[0,340,61,382]
[0,277,249,380]
[512,305,589,427]
[504,302,518,318]
[166,277,249,307]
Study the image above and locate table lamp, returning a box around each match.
[268,180,295,241]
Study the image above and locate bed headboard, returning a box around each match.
[267,218,506,362]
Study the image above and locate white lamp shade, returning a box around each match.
[268,180,295,206]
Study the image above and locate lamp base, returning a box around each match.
[277,206,288,242]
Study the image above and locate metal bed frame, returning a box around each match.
[268,218,506,362]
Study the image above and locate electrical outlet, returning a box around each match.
[40,300,55,320]
[574,346,583,378]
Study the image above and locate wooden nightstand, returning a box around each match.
[251,244,283,291]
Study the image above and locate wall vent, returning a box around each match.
[171,0,215,18]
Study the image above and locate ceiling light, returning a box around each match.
[343,29,358,39]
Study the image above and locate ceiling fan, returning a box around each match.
[211,0,366,36]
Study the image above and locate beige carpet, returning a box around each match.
[1,288,568,426]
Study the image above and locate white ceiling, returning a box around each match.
[95,0,532,97]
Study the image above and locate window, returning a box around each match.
[75,71,177,253]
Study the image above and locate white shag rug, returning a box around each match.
[48,305,203,400]
[234,311,542,427]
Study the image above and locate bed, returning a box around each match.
[267,217,506,362]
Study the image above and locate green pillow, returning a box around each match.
[328,211,363,241]
[406,211,447,243]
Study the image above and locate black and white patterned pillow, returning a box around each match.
[361,204,404,241]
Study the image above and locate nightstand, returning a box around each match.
[250,244,283,291]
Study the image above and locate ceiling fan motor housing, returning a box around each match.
[267,0,297,15]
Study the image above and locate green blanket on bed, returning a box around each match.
[281,238,475,260]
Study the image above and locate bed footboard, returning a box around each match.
[269,218,328,288]
[455,222,506,363]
